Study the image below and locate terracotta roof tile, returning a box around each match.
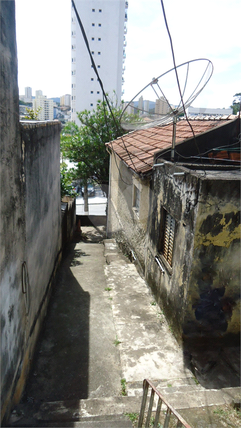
[107,118,234,174]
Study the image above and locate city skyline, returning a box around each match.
[16,0,241,109]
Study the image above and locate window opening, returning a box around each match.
[133,185,140,216]
[159,209,175,267]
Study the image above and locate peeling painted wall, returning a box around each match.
[146,164,240,342]
[0,2,62,422]
[145,163,200,339]
[184,178,240,342]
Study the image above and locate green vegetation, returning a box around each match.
[192,376,199,385]
[113,336,121,346]
[105,287,112,292]
[121,378,127,396]
[230,92,241,114]
[60,95,127,194]
[24,106,41,120]
[125,412,138,423]
[60,163,77,198]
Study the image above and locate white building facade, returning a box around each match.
[71,0,128,123]
[60,94,71,107]
[33,94,54,121]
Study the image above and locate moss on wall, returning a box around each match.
[184,180,240,342]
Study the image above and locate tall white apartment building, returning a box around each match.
[33,93,54,121]
[71,0,128,123]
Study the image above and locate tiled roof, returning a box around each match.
[107,116,236,174]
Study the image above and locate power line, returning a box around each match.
[71,0,137,179]
[159,0,205,171]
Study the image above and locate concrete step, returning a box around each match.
[8,386,241,427]
[126,377,203,397]
[7,396,140,427]
[8,413,133,427]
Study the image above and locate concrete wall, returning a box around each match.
[107,153,150,271]
[0,0,26,421]
[146,163,240,342]
[21,120,62,335]
[183,177,240,342]
[145,163,200,339]
[1,2,62,422]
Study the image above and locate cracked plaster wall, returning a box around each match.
[107,154,150,271]
[146,163,240,342]
[184,178,240,342]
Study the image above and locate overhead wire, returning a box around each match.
[71,0,137,184]
[159,0,206,172]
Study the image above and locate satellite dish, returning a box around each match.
[121,58,213,130]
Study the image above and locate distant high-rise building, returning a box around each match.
[33,94,54,121]
[71,0,128,123]
[155,97,169,115]
[35,90,43,98]
[60,94,71,107]
[24,86,32,102]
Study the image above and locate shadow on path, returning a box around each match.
[21,243,90,405]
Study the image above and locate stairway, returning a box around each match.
[7,380,240,427]
[5,233,241,427]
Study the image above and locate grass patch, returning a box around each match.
[121,378,127,396]
[113,336,121,346]
[192,376,199,385]
[125,412,138,423]
[105,287,112,291]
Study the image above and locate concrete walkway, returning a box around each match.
[8,225,241,427]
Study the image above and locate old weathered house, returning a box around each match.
[107,116,240,343]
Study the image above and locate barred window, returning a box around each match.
[159,209,175,268]
[133,185,140,216]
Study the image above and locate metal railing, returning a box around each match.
[138,379,191,428]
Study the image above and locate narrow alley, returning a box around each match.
[8,222,241,427]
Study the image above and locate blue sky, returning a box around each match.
[16,0,241,109]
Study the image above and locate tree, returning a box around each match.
[24,106,41,120]
[230,93,241,115]
[60,96,127,196]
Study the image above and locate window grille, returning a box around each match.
[160,211,175,267]
[133,185,140,216]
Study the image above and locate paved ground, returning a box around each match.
[8,223,241,427]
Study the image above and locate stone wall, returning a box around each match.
[1,2,62,422]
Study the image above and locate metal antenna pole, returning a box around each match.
[171,112,178,161]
